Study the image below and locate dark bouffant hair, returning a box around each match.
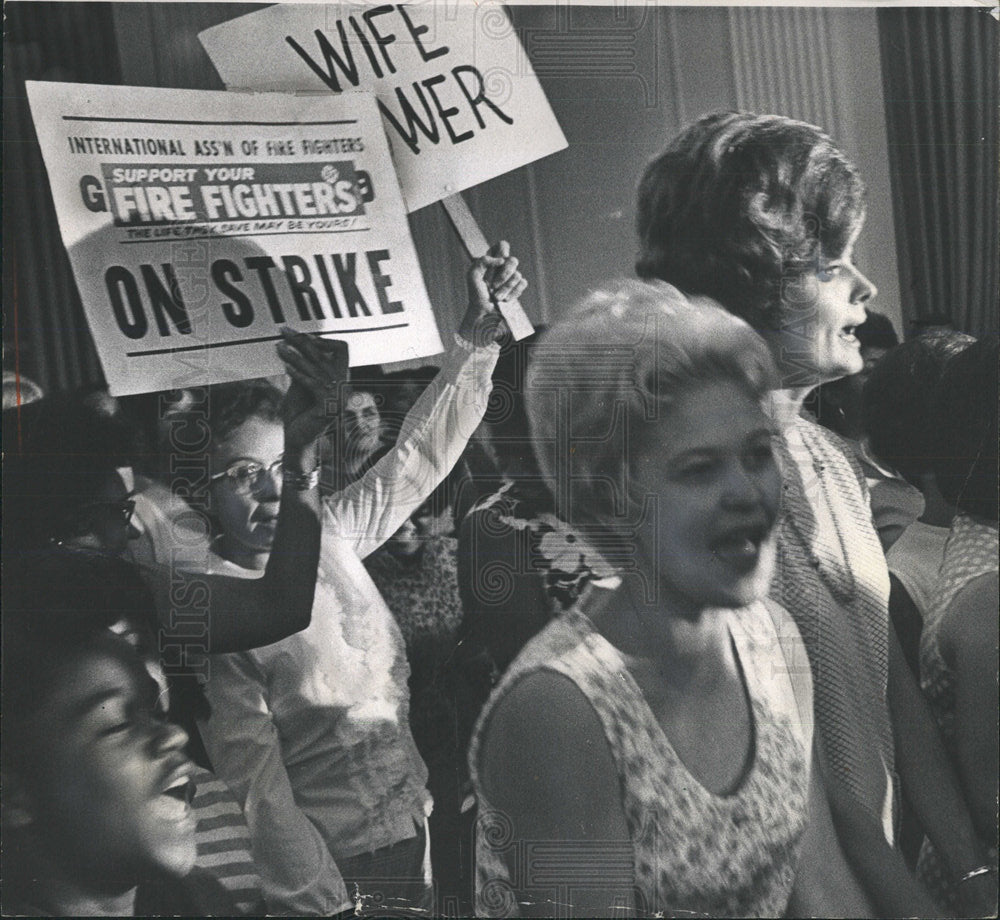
[636,112,867,331]
[205,379,284,446]
[931,338,998,522]
[863,331,975,484]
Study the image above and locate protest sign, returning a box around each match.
[199,2,567,215]
[25,81,442,396]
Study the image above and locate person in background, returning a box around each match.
[2,557,241,917]
[3,394,141,560]
[318,369,388,496]
[472,281,821,917]
[182,244,524,916]
[917,339,999,911]
[457,330,616,679]
[379,366,441,443]
[634,110,994,916]
[863,332,977,676]
[862,330,978,867]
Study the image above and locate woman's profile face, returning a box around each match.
[777,227,877,386]
[630,379,781,617]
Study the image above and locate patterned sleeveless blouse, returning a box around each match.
[917,513,999,908]
[469,595,812,918]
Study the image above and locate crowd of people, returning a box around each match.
[2,113,997,918]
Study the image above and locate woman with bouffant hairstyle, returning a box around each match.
[471,281,821,917]
[636,111,866,333]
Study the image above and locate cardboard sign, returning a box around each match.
[25,81,442,395]
[199,2,567,213]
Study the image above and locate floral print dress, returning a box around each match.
[469,594,813,918]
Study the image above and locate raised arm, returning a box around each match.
[330,241,526,558]
[139,333,348,653]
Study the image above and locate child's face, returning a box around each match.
[29,638,198,884]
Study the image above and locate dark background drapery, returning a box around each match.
[879,7,999,339]
[3,2,121,392]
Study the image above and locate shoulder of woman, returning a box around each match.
[476,669,625,840]
[939,570,999,663]
[796,416,868,490]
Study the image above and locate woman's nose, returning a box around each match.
[254,466,282,500]
[852,267,877,304]
[722,462,765,508]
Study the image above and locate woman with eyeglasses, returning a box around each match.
[134,243,525,916]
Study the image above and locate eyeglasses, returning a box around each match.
[78,498,136,524]
[211,457,283,494]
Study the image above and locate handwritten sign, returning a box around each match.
[26,81,442,395]
[199,2,567,213]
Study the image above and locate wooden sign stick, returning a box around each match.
[441,193,535,340]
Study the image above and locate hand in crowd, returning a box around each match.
[276,328,350,454]
[458,239,528,346]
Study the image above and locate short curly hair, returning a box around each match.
[636,112,867,331]
[205,380,283,446]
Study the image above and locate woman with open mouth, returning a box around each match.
[470,281,818,917]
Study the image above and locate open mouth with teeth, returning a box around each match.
[162,777,196,805]
[710,524,769,571]
[153,771,197,824]
[840,324,860,343]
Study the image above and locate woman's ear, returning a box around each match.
[1,770,36,830]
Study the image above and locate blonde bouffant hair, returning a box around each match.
[524,279,777,535]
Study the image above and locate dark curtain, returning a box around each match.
[2,2,123,395]
[878,8,999,339]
